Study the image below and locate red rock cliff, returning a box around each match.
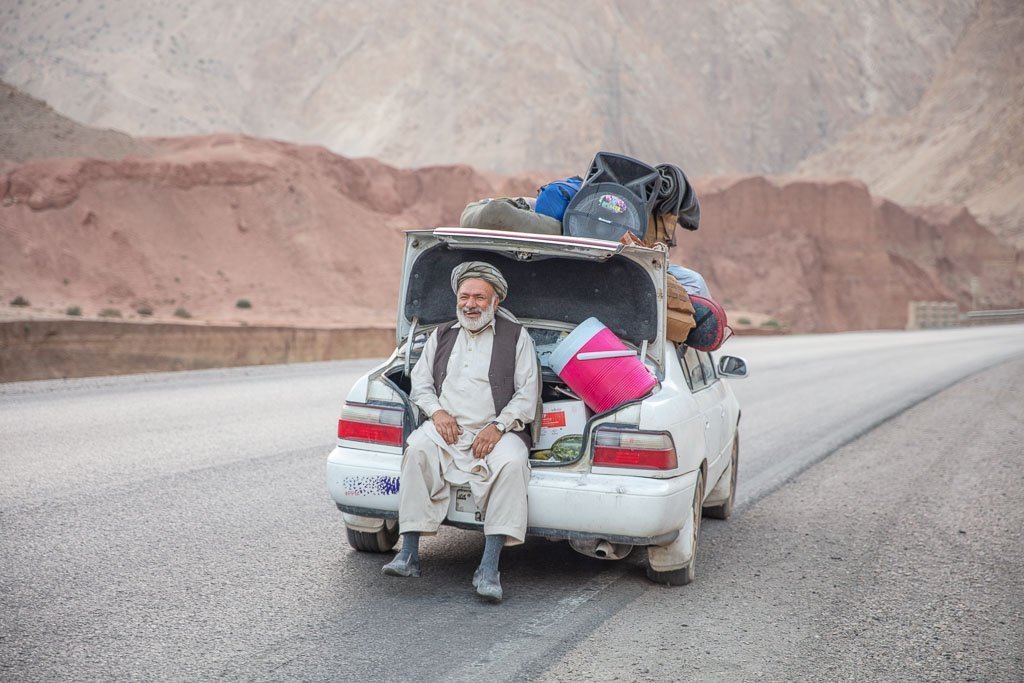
[2,137,1021,333]
[675,176,1022,332]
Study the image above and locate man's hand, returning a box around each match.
[471,424,502,459]
[431,409,460,445]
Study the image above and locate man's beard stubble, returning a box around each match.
[457,302,496,332]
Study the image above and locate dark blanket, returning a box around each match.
[653,164,700,236]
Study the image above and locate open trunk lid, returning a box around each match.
[397,228,668,372]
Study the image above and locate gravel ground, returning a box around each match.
[536,358,1024,682]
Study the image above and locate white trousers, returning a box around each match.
[397,423,530,545]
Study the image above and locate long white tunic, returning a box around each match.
[399,318,539,543]
[410,318,539,440]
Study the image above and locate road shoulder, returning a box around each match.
[537,358,1024,682]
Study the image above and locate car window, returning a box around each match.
[698,351,717,385]
[678,346,706,391]
[675,344,692,390]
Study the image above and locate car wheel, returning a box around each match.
[703,432,739,520]
[646,470,704,586]
[345,518,400,553]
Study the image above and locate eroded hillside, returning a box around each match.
[796,0,1024,247]
[3,131,1020,333]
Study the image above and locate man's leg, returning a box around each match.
[470,434,530,601]
[473,533,506,602]
[383,532,421,577]
[383,427,450,578]
[473,434,530,543]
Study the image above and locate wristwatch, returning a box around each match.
[490,420,507,434]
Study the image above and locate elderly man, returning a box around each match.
[382,261,539,602]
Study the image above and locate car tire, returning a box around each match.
[345,519,400,553]
[646,470,704,586]
[703,432,739,520]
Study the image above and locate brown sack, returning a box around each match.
[643,212,679,246]
[666,276,696,342]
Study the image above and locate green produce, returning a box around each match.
[550,434,583,462]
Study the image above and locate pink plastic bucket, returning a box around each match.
[549,318,657,413]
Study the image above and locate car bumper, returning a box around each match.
[327,444,697,545]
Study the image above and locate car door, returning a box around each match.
[697,350,731,468]
[678,346,718,468]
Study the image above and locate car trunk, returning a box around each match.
[378,228,669,465]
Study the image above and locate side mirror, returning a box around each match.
[718,355,749,378]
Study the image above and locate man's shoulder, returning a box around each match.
[495,315,525,336]
[499,317,535,348]
[427,321,460,352]
[434,320,459,336]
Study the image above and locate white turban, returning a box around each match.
[450,261,508,301]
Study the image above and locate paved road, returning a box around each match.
[2,325,1022,681]
[541,353,1024,682]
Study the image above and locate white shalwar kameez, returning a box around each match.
[400,317,539,545]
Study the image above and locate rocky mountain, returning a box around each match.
[796,0,1024,247]
[0,81,156,163]
[3,118,1020,333]
[0,0,977,178]
[6,0,1019,245]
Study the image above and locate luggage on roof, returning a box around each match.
[666,276,697,343]
[535,176,583,221]
[562,152,661,243]
[459,197,562,235]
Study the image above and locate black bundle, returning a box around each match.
[653,163,700,233]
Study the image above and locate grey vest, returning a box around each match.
[432,316,532,448]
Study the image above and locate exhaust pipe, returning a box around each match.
[569,538,634,560]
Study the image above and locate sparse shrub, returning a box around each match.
[761,319,781,329]
[737,317,751,325]
[173,307,191,319]
[99,308,122,318]
[66,306,82,316]
[235,299,252,309]
[10,295,30,307]
[136,305,154,316]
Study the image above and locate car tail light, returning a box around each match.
[338,402,404,446]
[592,427,677,470]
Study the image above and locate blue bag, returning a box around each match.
[535,176,583,221]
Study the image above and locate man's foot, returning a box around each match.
[473,567,502,602]
[382,555,421,578]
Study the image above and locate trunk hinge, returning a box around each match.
[404,317,419,377]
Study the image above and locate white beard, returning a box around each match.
[457,303,496,332]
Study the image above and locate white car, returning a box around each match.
[326,227,748,585]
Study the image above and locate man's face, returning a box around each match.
[456,278,498,331]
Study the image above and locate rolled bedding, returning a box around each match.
[460,197,562,235]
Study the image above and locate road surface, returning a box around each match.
[2,325,1022,681]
